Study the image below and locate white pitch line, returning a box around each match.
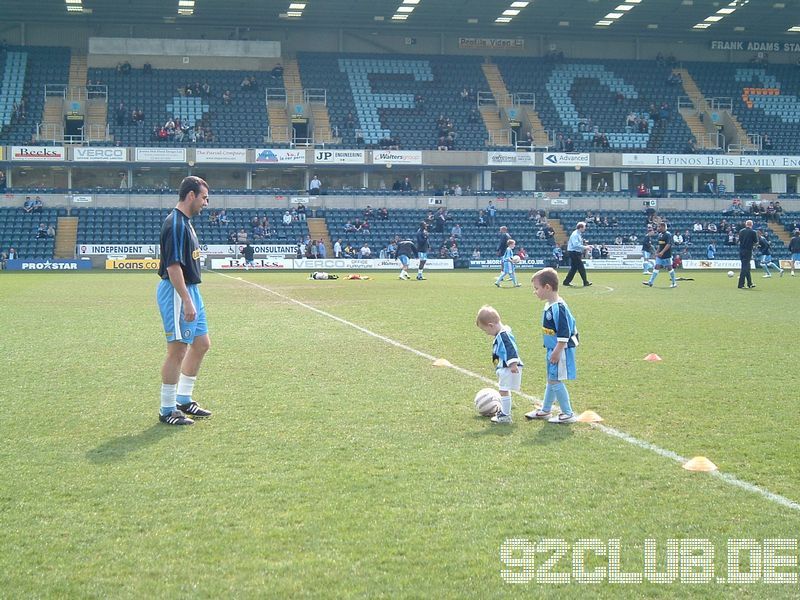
[217,272,800,514]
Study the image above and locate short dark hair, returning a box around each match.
[178,176,208,202]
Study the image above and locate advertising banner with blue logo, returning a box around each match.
[469,259,546,270]
[5,259,92,271]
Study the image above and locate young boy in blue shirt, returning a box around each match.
[494,239,521,288]
[476,305,523,424]
[526,267,579,424]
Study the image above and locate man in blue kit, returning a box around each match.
[643,221,677,288]
[156,176,213,425]
[415,221,429,280]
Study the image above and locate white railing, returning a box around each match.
[266,125,290,142]
[304,88,327,105]
[513,92,535,109]
[710,97,733,111]
[266,88,287,106]
[488,128,512,146]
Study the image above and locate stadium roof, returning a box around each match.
[8,0,800,41]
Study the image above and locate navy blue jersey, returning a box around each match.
[416,228,429,253]
[789,236,800,253]
[396,239,417,257]
[641,236,655,254]
[159,208,202,284]
[656,230,672,258]
[758,237,772,255]
[492,327,523,369]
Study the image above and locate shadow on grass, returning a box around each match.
[86,424,180,463]
[526,422,575,445]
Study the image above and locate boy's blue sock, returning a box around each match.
[541,384,556,413]
[500,394,512,416]
[670,269,676,285]
[552,382,573,416]
[495,274,505,285]
[511,273,518,286]
[648,269,658,285]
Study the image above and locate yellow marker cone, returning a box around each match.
[577,410,603,423]
[432,358,452,367]
[682,456,718,472]
[643,353,662,362]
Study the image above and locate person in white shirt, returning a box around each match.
[359,242,371,258]
[282,211,292,225]
[333,239,342,258]
[309,175,322,195]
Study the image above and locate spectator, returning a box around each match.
[359,242,372,259]
[600,245,609,259]
[236,228,248,243]
[36,222,48,239]
[693,221,703,232]
[401,177,412,192]
[451,223,462,239]
[477,210,487,227]
[8,247,18,261]
[33,197,43,213]
[317,239,327,259]
[363,205,374,220]
[672,254,683,270]
[333,238,342,258]
[222,90,232,105]
[309,175,322,195]
[218,209,228,226]
[46,223,55,238]
[0,170,6,191]
[486,200,497,226]
[271,64,284,79]
[283,211,292,225]
[472,247,481,259]
[378,207,388,220]
[22,196,34,213]
[707,242,716,259]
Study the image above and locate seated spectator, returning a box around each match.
[672,254,683,270]
[673,231,684,246]
[693,222,703,232]
[217,209,228,225]
[707,242,716,259]
[472,247,481,259]
[359,242,372,259]
[344,220,356,233]
[451,223,462,239]
[22,196,34,213]
[361,220,370,232]
[707,222,717,233]
[378,207,388,220]
[343,243,355,258]
[36,223,48,239]
[283,211,292,225]
[614,235,623,245]
[236,228,248,243]
[295,203,306,221]
[591,246,601,259]
[252,225,266,242]
[448,243,459,259]
[33,197,43,213]
[222,90,232,105]
[363,205,374,220]
[271,64,284,79]
[600,245,609,259]
[628,233,638,244]
[477,210,487,227]
[46,223,55,238]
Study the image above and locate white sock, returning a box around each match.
[176,374,196,405]
[500,394,512,416]
[160,383,177,414]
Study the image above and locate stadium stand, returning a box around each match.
[87,67,275,148]
[686,62,800,155]
[556,210,786,260]
[495,58,694,154]
[297,53,490,150]
[0,207,62,259]
[73,207,308,245]
[0,46,71,144]
[325,208,559,265]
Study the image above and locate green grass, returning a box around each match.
[1,270,799,598]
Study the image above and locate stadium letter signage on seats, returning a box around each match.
[135,147,187,162]
[487,152,535,166]
[11,146,65,161]
[195,148,247,163]
[254,149,306,164]
[372,150,422,165]
[458,38,524,50]
[711,40,800,53]
[73,147,127,162]
[339,58,434,145]
[314,150,365,164]
[622,153,800,170]
[541,153,591,167]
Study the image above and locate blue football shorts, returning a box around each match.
[654,257,672,269]
[418,252,428,261]
[157,279,208,343]
[398,254,410,266]
[546,347,577,381]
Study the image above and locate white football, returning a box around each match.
[474,388,501,416]
[727,270,734,278]
[511,255,521,264]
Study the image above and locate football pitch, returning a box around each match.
[2,269,799,598]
